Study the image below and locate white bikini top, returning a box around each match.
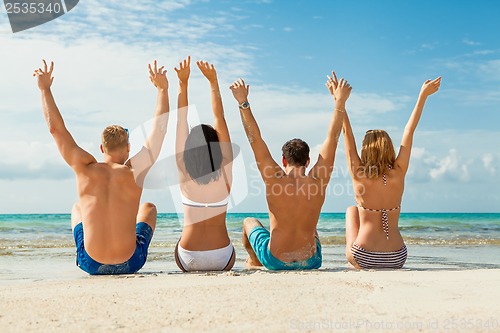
[181,193,230,208]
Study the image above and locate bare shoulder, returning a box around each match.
[262,168,286,184]
[390,165,406,180]
[72,159,99,174]
[76,162,131,177]
[113,163,139,178]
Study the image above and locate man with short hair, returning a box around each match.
[34,59,169,275]
[230,73,351,270]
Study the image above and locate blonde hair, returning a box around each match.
[101,125,128,152]
[359,130,396,179]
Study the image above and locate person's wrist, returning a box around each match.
[335,100,346,108]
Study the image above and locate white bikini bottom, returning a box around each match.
[176,241,234,271]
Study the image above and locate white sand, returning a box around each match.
[1,269,499,332]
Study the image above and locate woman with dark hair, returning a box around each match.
[173,56,235,271]
[338,75,441,269]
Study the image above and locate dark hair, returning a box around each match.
[183,124,222,184]
[282,138,310,167]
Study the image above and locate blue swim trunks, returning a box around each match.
[248,226,322,270]
[73,222,153,275]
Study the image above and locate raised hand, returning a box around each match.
[230,79,250,104]
[197,60,218,83]
[148,60,168,90]
[420,77,441,97]
[335,78,352,103]
[326,71,352,103]
[326,70,352,104]
[33,59,54,90]
[325,71,338,98]
[174,56,190,83]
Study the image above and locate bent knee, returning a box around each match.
[346,206,358,215]
[142,202,157,211]
[138,202,157,229]
[141,202,157,216]
[243,217,261,235]
[243,217,261,228]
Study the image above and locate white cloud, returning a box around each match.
[429,149,470,182]
[472,50,494,55]
[479,60,500,79]
[402,130,500,187]
[421,43,437,50]
[1,1,500,213]
[0,0,257,188]
[463,38,480,46]
[412,147,426,159]
[348,93,410,115]
[482,153,496,175]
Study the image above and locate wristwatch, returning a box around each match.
[239,101,250,110]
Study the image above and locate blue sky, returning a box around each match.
[0,0,499,213]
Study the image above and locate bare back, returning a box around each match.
[35,59,170,267]
[230,72,349,264]
[76,162,142,264]
[179,174,231,251]
[266,173,326,261]
[352,166,405,251]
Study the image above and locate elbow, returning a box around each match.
[48,123,59,135]
[46,117,64,135]
[48,123,66,136]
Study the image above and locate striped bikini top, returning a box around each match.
[356,169,401,240]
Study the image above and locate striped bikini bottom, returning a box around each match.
[351,242,407,269]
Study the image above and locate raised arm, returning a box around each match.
[230,79,282,180]
[309,71,351,180]
[197,60,233,164]
[33,60,96,170]
[174,56,190,174]
[342,111,361,176]
[128,60,170,184]
[395,77,441,174]
[330,71,361,175]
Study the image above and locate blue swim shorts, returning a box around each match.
[248,226,322,270]
[73,222,153,275]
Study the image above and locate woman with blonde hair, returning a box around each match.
[336,75,441,269]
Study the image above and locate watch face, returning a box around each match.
[241,102,250,109]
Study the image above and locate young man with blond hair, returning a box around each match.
[34,60,170,274]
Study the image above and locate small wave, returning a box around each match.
[316,236,500,246]
[403,237,500,246]
[2,235,500,253]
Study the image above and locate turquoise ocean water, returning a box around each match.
[1,213,500,281]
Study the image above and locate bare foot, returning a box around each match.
[245,257,263,270]
[346,262,360,270]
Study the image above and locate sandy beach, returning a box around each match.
[1,268,499,332]
[1,213,500,332]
